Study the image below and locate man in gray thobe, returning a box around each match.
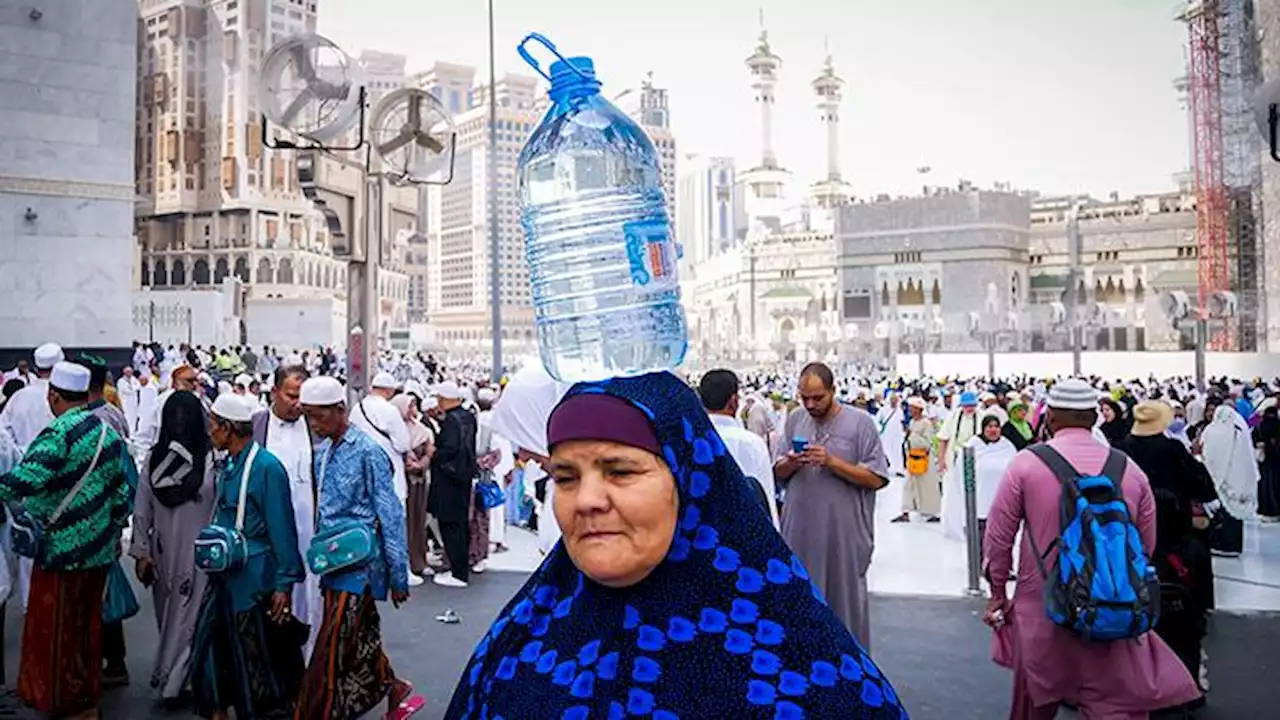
[775,362,889,649]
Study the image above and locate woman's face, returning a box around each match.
[1010,405,1026,422]
[982,419,1002,442]
[550,439,679,589]
[1100,402,1117,422]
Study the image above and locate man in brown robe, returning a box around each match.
[774,363,890,649]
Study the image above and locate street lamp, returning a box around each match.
[967,308,1020,379]
[1161,290,1237,392]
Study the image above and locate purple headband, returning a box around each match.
[547,393,663,458]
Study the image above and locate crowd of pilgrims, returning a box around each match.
[0,339,1275,718]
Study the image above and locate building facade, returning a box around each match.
[0,0,138,350]
[835,188,1032,362]
[677,155,740,273]
[1028,190,1202,353]
[133,0,413,349]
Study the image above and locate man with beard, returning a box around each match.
[773,362,889,648]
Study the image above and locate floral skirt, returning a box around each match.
[294,589,394,720]
[188,582,306,719]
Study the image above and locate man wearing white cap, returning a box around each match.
[982,377,1199,716]
[0,361,133,717]
[0,342,64,453]
[349,371,412,504]
[188,392,306,718]
[296,376,422,718]
[427,380,478,587]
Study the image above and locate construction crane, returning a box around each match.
[1180,0,1233,349]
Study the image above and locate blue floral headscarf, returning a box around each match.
[446,372,906,719]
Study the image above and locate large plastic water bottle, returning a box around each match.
[516,34,688,383]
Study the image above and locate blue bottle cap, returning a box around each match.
[548,56,601,99]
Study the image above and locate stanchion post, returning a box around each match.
[962,446,983,597]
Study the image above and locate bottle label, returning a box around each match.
[624,220,677,288]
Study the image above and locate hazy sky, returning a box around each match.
[319,0,1191,198]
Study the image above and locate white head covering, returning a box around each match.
[404,379,426,399]
[1201,405,1259,519]
[477,387,499,404]
[34,343,64,370]
[217,381,233,396]
[489,362,571,457]
[371,372,399,390]
[234,373,254,388]
[1046,379,1098,411]
[300,376,345,406]
[432,380,468,401]
[211,393,255,423]
[49,361,90,393]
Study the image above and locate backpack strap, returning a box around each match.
[1027,443,1079,485]
[1022,443,1081,581]
[1099,448,1128,489]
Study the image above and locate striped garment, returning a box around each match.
[0,406,132,569]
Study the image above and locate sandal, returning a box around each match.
[385,694,425,720]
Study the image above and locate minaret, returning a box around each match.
[810,44,852,209]
[746,13,782,170]
[739,11,791,231]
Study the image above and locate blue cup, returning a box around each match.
[791,437,809,453]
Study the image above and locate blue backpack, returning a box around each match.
[1026,444,1160,641]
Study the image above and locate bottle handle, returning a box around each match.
[517,33,591,84]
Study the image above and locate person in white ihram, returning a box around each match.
[0,342,63,613]
[349,372,418,585]
[116,366,142,434]
[251,365,323,658]
[698,369,779,528]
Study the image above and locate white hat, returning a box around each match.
[907,396,928,410]
[300,376,345,406]
[217,381,233,396]
[371,372,399,390]
[477,387,499,404]
[34,343,64,370]
[403,379,426,399]
[211,393,255,423]
[421,395,439,411]
[234,373,254,388]
[979,391,997,402]
[49,361,90,393]
[432,380,468,401]
[1047,379,1099,411]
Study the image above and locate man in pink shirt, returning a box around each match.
[983,378,1200,719]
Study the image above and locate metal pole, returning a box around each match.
[1066,202,1083,376]
[487,0,502,384]
[962,446,983,597]
[187,307,193,346]
[987,332,996,380]
[1195,316,1208,394]
[148,301,155,344]
[916,331,924,378]
[749,247,756,358]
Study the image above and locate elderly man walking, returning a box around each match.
[983,378,1200,718]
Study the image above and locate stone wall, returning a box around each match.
[0,0,137,348]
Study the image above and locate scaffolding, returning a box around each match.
[1181,0,1263,350]
[1220,0,1263,351]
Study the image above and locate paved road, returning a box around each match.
[2,571,1276,718]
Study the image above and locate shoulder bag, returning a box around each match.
[305,445,379,576]
[193,444,259,574]
[11,423,108,565]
